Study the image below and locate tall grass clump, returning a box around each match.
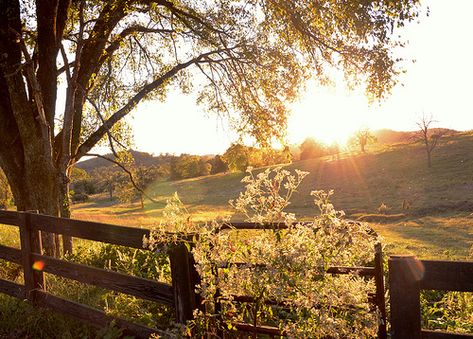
[146,167,380,338]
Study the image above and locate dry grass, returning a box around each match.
[71,131,473,259]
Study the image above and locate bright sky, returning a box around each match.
[131,0,473,155]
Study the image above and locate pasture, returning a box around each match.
[72,131,473,259]
[1,131,472,337]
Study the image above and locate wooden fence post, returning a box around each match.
[389,255,422,339]
[169,243,200,324]
[19,212,45,303]
[374,243,387,339]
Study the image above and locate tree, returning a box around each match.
[117,165,155,208]
[350,128,376,153]
[223,143,250,172]
[92,167,125,200]
[210,155,229,174]
[0,169,12,209]
[0,1,421,255]
[414,113,446,168]
[171,154,200,179]
[327,142,340,160]
[299,138,326,160]
[70,167,96,202]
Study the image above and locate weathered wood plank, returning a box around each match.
[0,279,25,299]
[29,213,150,249]
[374,243,387,339]
[0,244,22,264]
[420,260,473,292]
[231,294,286,307]
[421,330,473,339]
[389,256,422,339]
[229,294,370,311]
[217,261,375,277]
[169,243,200,323]
[35,291,165,339]
[0,210,20,226]
[19,212,45,302]
[233,322,282,336]
[327,266,376,276]
[31,253,174,305]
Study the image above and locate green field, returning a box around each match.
[72,131,473,259]
[1,131,472,337]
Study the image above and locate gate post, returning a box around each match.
[389,255,422,339]
[374,243,387,339]
[19,212,45,303]
[169,242,200,324]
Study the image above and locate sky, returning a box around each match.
[130,0,473,155]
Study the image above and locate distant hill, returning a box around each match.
[76,150,176,172]
[372,128,457,145]
[372,129,414,144]
[138,130,473,217]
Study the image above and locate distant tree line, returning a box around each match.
[67,134,376,205]
[68,144,292,204]
[296,138,341,161]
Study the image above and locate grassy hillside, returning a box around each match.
[73,131,473,258]
[75,150,176,172]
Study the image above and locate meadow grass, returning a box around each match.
[0,131,471,336]
[72,131,473,259]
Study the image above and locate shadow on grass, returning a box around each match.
[376,213,473,258]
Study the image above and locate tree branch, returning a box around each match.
[85,95,127,155]
[8,28,48,127]
[73,47,238,162]
[59,43,72,86]
[86,153,159,204]
[99,24,175,67]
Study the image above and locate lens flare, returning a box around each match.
[32,260,45,271]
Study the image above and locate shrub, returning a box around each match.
[146,167,380,337]
[71,191,89,203]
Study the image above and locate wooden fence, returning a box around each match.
[0,211,387,337]
[389,255,473,339]
[0,210,198,338]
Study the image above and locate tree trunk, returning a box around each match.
[427,150,432,168]
[59,171,73,254]
[5,163,61,257]
[108,183,113,200]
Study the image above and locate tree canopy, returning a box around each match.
[0,0,421,254]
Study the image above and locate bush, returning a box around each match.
[147,167,379,337]
[71,191,89,203]
[299,138,326,160]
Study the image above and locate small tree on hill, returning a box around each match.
[327,142,341,160]
[223,144,250,172]
[299,138,326,160]
[414,113,446,168]
[211,155,229,174]
[350,128,376,153]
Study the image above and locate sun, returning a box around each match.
[314,127,353,147]
[287,85,370,148]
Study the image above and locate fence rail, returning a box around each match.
[0,211,177,338]
[0,211,389,337]
[389,255,473,339]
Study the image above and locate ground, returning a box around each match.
[72,131,473,259]
[0,131,472,337]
